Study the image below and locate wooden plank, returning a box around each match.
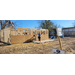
[7,29,11,44]
[35,35,39,41]
[32,29,37,31]
[1,30,3,41]
[17,27,28,31]
[58,36,62,50]
[0,30,1,41]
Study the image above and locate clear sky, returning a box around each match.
[11,20,75,28]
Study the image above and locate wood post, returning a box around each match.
[48,30,49,36]
[45,30,46,35]
[36,30,37,35]
[31,30,32,35]
[15,30,16,35]
[58,36,62,50]
[10,28,11,44]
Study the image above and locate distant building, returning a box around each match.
[62,27,75,37]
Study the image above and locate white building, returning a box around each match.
[62,27,75,37]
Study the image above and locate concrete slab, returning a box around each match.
[33,39,54,43]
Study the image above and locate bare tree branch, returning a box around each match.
[0,20,18,30]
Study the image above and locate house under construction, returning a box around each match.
[0,27,49,44]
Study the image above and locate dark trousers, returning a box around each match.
[38,37,40,41]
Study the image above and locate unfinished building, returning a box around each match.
[0,27,49,44]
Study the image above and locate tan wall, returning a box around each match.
[35,34,49,41]
[46,30,48,34]
[11,35,33,44]
[4,29,11,44]
[0,28,11,44]
[28,31,32,35]
[11,35,26,44]
[41,34,49,40]
[35,35,39,41]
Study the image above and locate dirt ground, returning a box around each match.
[0,37,75,54]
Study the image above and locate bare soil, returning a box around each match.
[0,37,75,54]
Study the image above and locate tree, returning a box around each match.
[53,24,60,28]
[38,20,60,37]
[0,20,17,30]
[0,20,5,29]
[38,20,60,30]
[38,20,54,31]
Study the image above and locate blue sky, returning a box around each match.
[11,20,75,28]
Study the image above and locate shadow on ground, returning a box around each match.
[0,44,8,46]
[0,42,9,46]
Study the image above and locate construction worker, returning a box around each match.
[38,33,41,41]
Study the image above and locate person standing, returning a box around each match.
[38,33,41,41]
